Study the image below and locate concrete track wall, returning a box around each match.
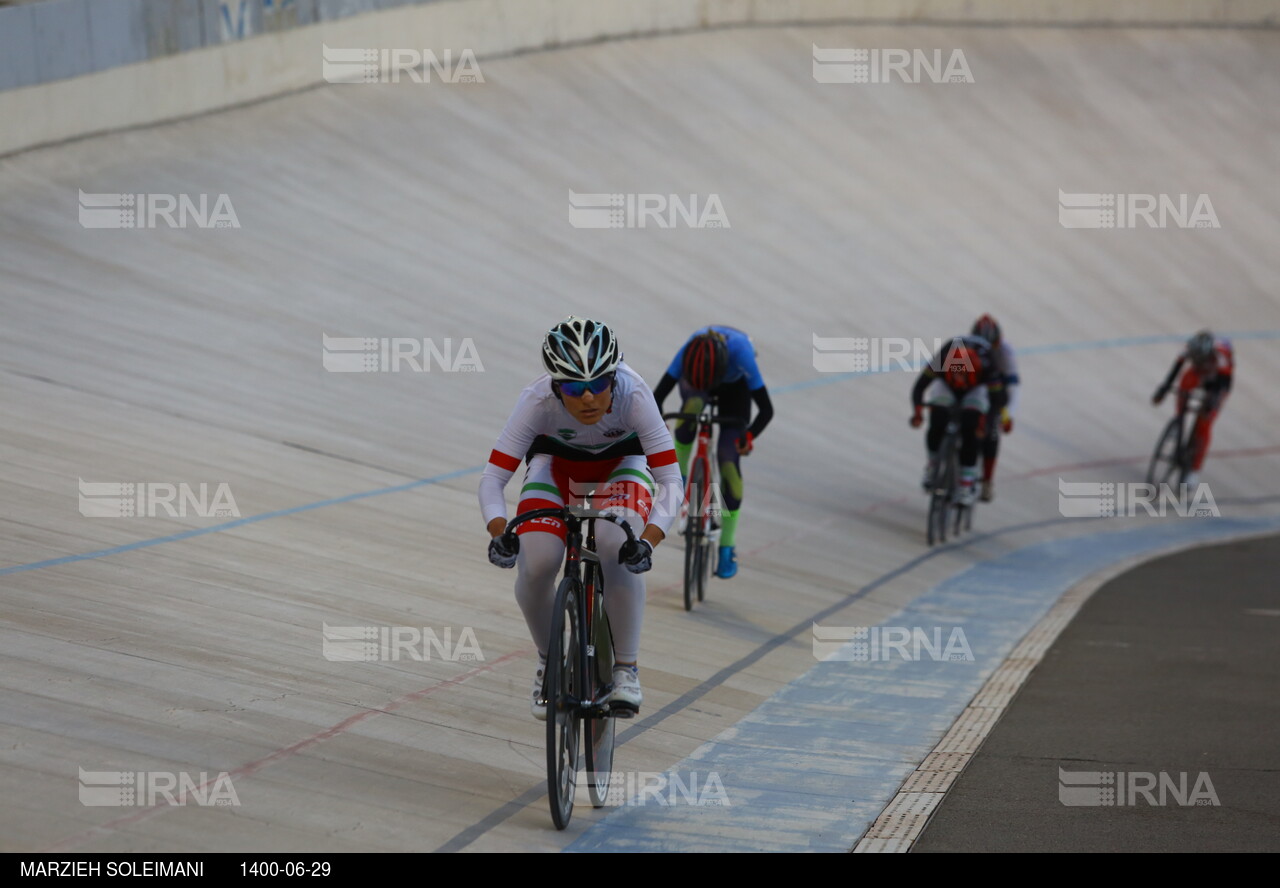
[3,0,1278,155]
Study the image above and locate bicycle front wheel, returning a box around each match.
[697,463,716,601]
[926,449,955,546]
[546,576,582,830]
[1147,416,1184,487]
[927,491,947,546]
[583,563,617,808]
[697,515,712,602]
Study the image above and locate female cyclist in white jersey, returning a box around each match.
[478,317,683,719]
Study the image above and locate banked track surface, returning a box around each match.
[1,23,1279,853]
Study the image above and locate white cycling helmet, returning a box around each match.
[541,316,620,381]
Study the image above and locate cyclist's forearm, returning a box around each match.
[989,384,1009,412]
[910,372,931,406]
[747,386,774,438]
[640,524,665,549]
[647,462,684,536]
[478,463,515,527]
[1157,358,1183,396]
[1003,376,1020,414]
[651,372,677,409]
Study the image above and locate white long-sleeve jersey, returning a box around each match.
[478,362,683,534]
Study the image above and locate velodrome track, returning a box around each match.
[3,22,1280,853]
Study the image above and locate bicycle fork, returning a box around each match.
[577,523,613,713]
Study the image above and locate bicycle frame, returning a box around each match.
[686,407,721,545]
[925,402,975,545]
[1149,390,1208,487]
[507,506,635,717]
[664,404,737,610]
[502,505,636,829]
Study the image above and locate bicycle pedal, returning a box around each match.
[610,705,637,719]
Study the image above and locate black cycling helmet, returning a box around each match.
[1186,329,1215,364]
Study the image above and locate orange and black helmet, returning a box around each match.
[681,331,729,391]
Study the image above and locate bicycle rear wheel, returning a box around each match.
[682,457,709,611]
[546,577,582,830]
[583,562,617,808]
[1147,416,1185,487]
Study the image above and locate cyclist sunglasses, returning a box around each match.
[557,374,614,398]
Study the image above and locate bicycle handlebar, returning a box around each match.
[503,506,637,543]
[662,411,748,426]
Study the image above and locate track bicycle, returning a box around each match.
[1147,390,1207,488]
[923,403,976,546]
[662,404,741,611]
[501,505,637,830]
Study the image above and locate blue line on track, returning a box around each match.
[0,467,481,576]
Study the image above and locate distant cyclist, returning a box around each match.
[479,316,683,720]
[909,334,1008,506]
[1152,329,1234,488]
[652,326,774,580]
[970,314,1019,502]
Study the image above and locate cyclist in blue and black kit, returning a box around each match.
[652,326,774,579]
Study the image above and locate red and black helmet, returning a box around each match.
[943,344,981,391]
[681,331,729,391]
[971,314,1001,347]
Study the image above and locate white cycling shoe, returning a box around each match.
[531,660,547,721]
[607,665,642,713]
